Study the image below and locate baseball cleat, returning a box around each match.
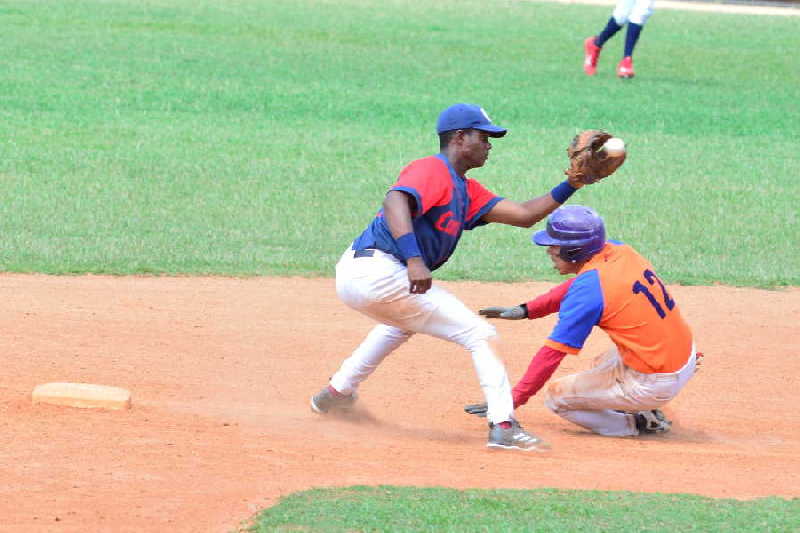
[310,386,357,414]
[635,409,671,434]
[583,36,601,76]
[487,420,550,451]
[617,56,635,79]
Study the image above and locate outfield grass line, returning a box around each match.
[522,0,800,15]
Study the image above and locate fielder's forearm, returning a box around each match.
[518,180,581,225]
[482,181,578,228]
[516,193,562,227]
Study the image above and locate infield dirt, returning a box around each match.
[1,274,798,532]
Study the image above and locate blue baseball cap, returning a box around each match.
[436,103,507,137]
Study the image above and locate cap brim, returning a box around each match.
[476,125,507,138]
[532,230,559,246]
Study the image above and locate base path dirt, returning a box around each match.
[1,275,798,532]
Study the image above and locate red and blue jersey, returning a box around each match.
[352,154,503,270]
[543,241,693,373]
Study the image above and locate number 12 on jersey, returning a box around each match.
[632,269,675,319]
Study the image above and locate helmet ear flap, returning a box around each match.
[559,246,582,263]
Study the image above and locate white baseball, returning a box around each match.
[603,137,626,157]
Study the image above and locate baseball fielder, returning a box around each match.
[310,104,618,451]
[466,205,700,436]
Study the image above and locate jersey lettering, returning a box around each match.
[435,211,461,236]
[351,155,502,271]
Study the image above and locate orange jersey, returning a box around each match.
[544,241,693,373]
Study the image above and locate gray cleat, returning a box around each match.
[487,420,549,451]
[310,386,357,414]
[635,409,672,434]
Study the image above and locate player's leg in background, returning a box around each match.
[584,0,632,75]
[601,0,635,48]
[617,0,654,78]
[583,16,620,75]
[623,23,643,59]
[595,16,624,48]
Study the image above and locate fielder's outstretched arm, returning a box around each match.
[482,178,582,227]
[482,195,559,227]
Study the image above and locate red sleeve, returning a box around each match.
[393,157,451,215]
[464,178,499,221]
[512,346,567,408]
[524,278,575,319]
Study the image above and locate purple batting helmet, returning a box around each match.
[532,205,606,263]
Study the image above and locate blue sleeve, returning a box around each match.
[390,186,423,218]
[548,270,604,351]
[465,196,504,230]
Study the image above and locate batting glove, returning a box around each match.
[464,402,488,418]
[479,305,527,320]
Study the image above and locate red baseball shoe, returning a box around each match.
[617,56,635,79]
[583,36,601,75]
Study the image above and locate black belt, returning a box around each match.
[353,248,375,258]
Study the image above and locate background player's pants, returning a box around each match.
[613,0,654,25]
[331,247,514,425]
[544,346,697,436]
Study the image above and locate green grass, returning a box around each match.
[0,0,798,285]
[249,486,800,532]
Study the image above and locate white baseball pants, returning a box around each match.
[330,247,514,424]
[544,346,696,436]
[613,0,655,25]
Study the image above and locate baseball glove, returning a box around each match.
[464,402,488,418]
[565,129,626,185]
